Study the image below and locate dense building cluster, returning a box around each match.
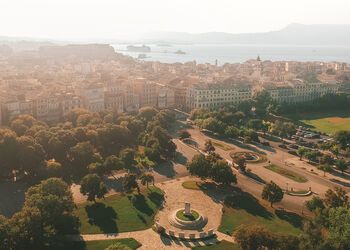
[0,43,348,125]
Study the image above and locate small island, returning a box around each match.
[126,44,151,53]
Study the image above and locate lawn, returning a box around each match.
[289,111,350,134]
[75,186,164,234]
[192,240,241,250]
[212,141,234,151]
[219,191,303,236]
[264,164,308,183]
[66,238,141,250]
[182,180,202,190]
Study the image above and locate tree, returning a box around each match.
[149,126,176,157]
[140,173,154,188]
[335,159,348,174]
[330,145,340,158]
[318,164,332,177]
[119,148,136,170]
[178,129,191,140]
[305,196,325,212]
[262,181,284,207]
[45,159,63,178]
[236,155,246,172]
[103,155,123,174]
[187,154,212,179]
[234,225,275,250]
[23,178,77,234]
[211,160,237,185]
[17,136,46,176]
[324,187,349,208]
[137,106,158,122]
[104,243,132,250]
[253,90,273,117]
[320,154,334,165]
[0,215,11,250]
[224,125,239,139]
[334,130,350,149]
[87,162,105,176]
[304,150,317,163]
[122,173,140,193]
[325,207,350,249]
[204,139,215,153]
[297,146,307,160]
[80,174,108,203]
[68,141,95,176]
[299,220,329,250]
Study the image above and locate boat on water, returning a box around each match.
[126,45,151,52]
[138,54,147,59]
[174,50,186,55]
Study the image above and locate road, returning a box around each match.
[179,127,350,215]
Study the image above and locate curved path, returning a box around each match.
[69,176,235,249]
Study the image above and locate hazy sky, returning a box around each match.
[1,0,350,40]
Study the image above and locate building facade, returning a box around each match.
[186,82,252,110]
[264,82,339,103]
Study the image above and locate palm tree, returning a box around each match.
[140,173,154,188]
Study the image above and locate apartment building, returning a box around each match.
[186,82,252,110]
[104,92,124,113]
[35,94,61,122]
[77,83,105,112]
[264,81,339,103]
[60,93,82,117]
[133,78,158,108]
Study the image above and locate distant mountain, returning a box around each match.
[142,24,350,46]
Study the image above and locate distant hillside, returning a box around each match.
[142,24,350,46]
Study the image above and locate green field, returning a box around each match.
[301,116,350,134]
[192,241,241,250]
[182,180,202,190]
[212,141,234,151]
[289,111,350,134]
[66,238,141,250]
[219,192,303,236]
[75,186,164,234]
[264,164,308,183]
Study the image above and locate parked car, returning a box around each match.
[289,144,299,150]
[278,144,288,149]
[261,141,270,146]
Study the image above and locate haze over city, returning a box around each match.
[1,0,350,40]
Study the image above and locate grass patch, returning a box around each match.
[75,186,164,234]
[66,238,141,250]
[301,116,350,134]
[219,191,303,236]
[176,209,200,221]
[212,141,234,151]
[288,110,350,134]
[192,240,241,250]
[264,164,308,183]
[182,181,202,190]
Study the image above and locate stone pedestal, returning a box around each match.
[184,202,191,215]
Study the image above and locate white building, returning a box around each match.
[264,81,339,103]
[186,82,252,110]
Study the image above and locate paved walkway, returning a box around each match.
[70,227,234,249]
[70,176,235,249]
[156,177,223,235]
